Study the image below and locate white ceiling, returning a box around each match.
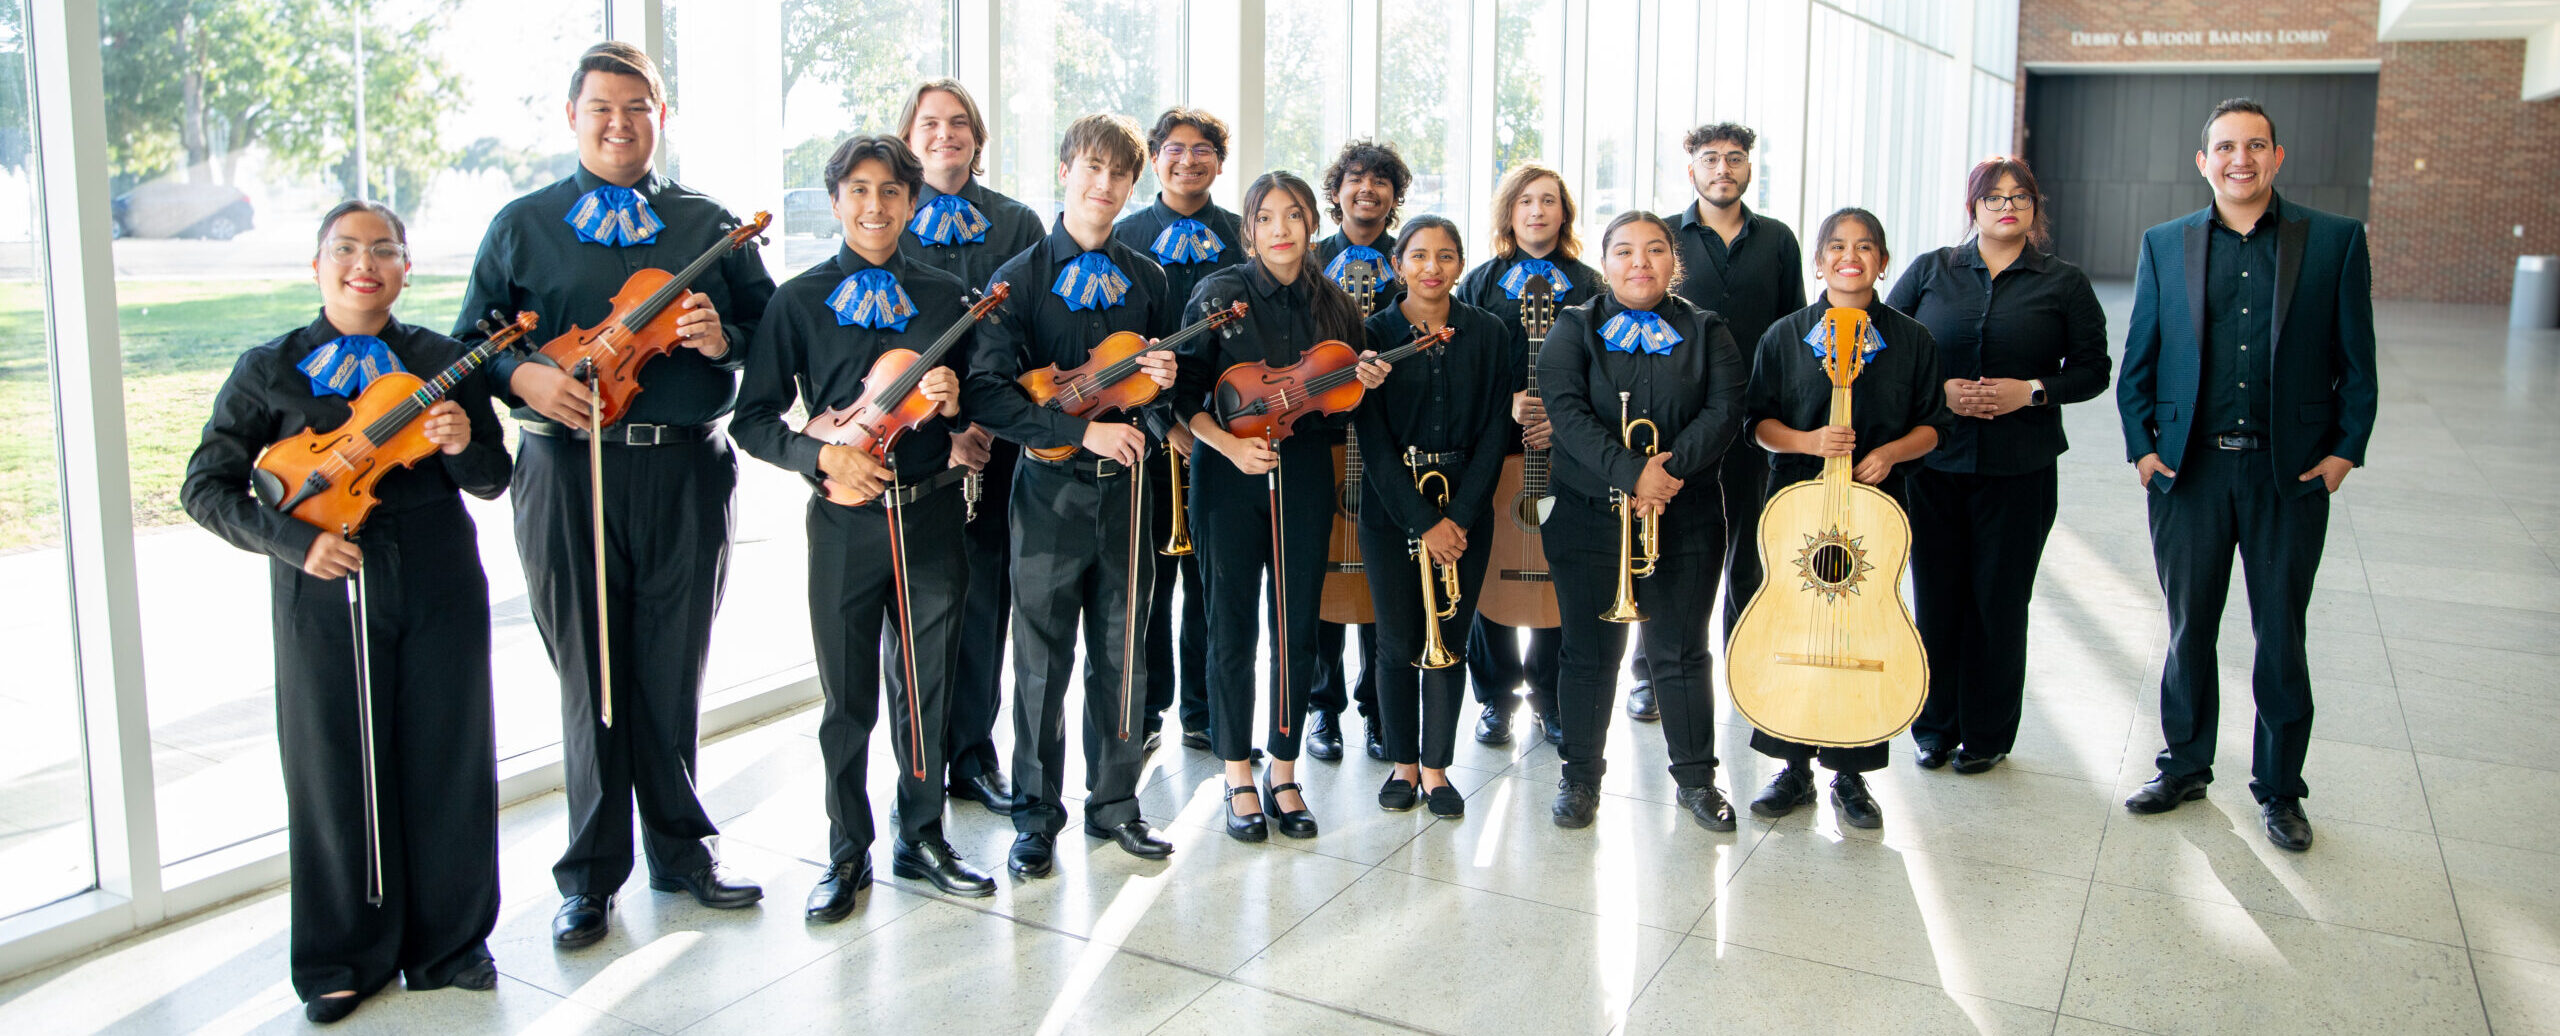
[2377,0,2560,40]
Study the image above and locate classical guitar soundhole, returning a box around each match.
[1793,527,1875,602]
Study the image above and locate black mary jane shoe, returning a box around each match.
[1914,745,1951,770]
[1262,770,1319,839]
[1423,782,1466,818]
[1224,782,1269,842]
[305,993,364,1025]
[1378,775,1419,812]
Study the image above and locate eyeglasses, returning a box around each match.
[1158,143,1220,161]
[324,242,408,264]
[1977,194,2035,211]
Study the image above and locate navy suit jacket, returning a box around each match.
[2116,194,2377,499]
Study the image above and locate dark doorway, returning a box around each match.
[2022,72,2376,279]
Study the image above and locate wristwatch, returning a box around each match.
[2028,379,2048,406]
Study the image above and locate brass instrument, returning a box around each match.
[1601,391,1662,624]
[1161,445,1194,556]
[1407,446,1462,669]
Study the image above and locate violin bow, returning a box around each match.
[589,360,613,728]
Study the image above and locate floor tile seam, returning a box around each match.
[2395,644,2499,1029]
[1173,968,1459,1036]
[2057,1013,2167,1036]
[1135,982,1222,1036]
[655,924,868,1036]
[1745,820,2106,890]
[2052,797,2115,1016]
[1372,862,1704,938]
[2081,871,2471,950]
[1673,929,2073,1016]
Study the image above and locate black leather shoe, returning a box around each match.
[1678,785,1738,832]
[1751,765,1817,819]
[1306,711,1345,761]
[1424,782,1465,818]
[452,959,498,991]
[1088,819,1175,859]
[1551,779,1600,828]
[649,865,763,909]
[1180,729,1211,751]
[804,859,871,923]
[1364,719,1386,761]
[1915,744,1951,770]
[1262,771,1319,838]
[2262,796,2314,852]
[1143,730,1163,754]
[1223,783,1268,842]
[551,894,611,948]
[1952,751,2006,775]
[891,839,996,898]
[1532,708,1565,745]
[1626,683,1660,722]
[305,993,364,1025]
[949,771,1017,815]
[1475,704,1514,745]
[1379,775,1419,811]
[2125,772,2210,814]
[1831,773,1883,829]
[1009,832,1056,877]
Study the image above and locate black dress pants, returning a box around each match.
[1545,493,1725,789]
[515,433,726,897]
[1194,438,1333,763]
[1142,452,1211,737]
[1311,621,1380,720]
[1630,441,1767,684]
[2147,445,2327,802]
[275,502,498,1002]
[1008,457,1153,836]
[1467,618,1559,715]
[1744,469,1901,774]
[1357,506,1494,769]
[807,481,966,862]
[1909,464,2058,756]
[948,439,1017,781]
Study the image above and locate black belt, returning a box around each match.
[1403,447,1468,468]
[2212,431,2265,451]
[1026,452,1130,479]
[520,419,717,446]
[882,464,970,508]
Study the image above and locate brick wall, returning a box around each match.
[2019,0,2560,303]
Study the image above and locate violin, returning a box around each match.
[801,283,1011,505]
[1212,325,1454,444]
[533,211,771,427]
[254,310,539,534]
[1020,300,1248,462]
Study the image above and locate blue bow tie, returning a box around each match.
[1324,244,1397,288]
[909,193,989,247]
[1500,258,1574,298]
[1150,217,1225,265]
[299,334,407,398]
[564,184,663,247]
[1052,251,1131,311]
[1804,317,1888,361]
[828,268,917,331]
[1600,310,1682,355]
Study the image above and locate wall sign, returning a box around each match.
[2068,29,2334,48]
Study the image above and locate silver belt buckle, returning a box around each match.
[625,423,663,446]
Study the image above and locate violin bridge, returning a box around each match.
[1772,653,1886,672]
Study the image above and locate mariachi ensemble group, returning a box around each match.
[178,42,2377,1023]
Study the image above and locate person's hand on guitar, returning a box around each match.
[1418,518,1467,567]
[1083,421,1147,467]
[818,444,891,506]
[510,361,600,427]
[1803,424,1856,458]
[301,530,364,580]
[1512,390,1551,449]
[1633,452,1683,516]
[1852,445,1899,485]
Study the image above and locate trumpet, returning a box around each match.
[1601,391,1661,624]
[1407,446,1462,669]
[1160,444,1194,556]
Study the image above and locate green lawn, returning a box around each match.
[0,275,470,552]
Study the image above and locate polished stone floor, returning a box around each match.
[2,287,2556,1034]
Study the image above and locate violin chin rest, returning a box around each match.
[252,467,287,509]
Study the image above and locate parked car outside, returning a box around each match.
[112,181,257,240]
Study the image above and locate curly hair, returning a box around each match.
[1320,139,1412,230]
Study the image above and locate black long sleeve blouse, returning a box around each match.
[1884,242,2112,475]
[1746,297,1956,488]
[1537,293,1748,517]
[1351,300,1515,537]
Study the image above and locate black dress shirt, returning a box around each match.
[183,312,511,566]
[1747,296,1955,488]
[1175,262,1364,433]
[1315,228,1400,309]
[1352,300,1515,537]
[900,177,1045,300]
[1669,201,1807,350]
[1538,293,1747,522]
[1455,248,1604,455]
[1113,194,1245,325]
[733,245,972,484]
[1885,241,2113,475]
[457,165,776,426]
[965,222,1180,451]
[2203,205,2280,437]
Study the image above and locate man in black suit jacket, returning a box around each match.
[2116,98,2378,852]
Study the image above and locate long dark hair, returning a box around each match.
[1242,171,1365,344]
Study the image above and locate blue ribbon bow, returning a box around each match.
[298,334,407,398]
[1052,251,1131,311]
[909,193,990,246]
[1499,258,1573,298]
[1150,217,1225,265]
[564,184,663,247]
[1324,244,1398,288]
[1600,310,1683,355]
[828,268,917,331]
[1804,318,1888,361]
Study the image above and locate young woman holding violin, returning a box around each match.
[1538,210,1749,833]
[1176,171,1389,841]
[181,201,509,1025]
[1353,215,1513,816]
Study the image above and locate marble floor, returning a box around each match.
[2,287,2557,1035]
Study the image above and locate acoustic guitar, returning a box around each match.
[1474,274,1561,628]
[1320,257,1385,624]
[1726,307,1927,748]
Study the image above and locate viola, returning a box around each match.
[1020,300,1248,462]
[532,211,771,427]
[801,282,1012,505]
[254,310,539,535]
[1212,325,1454,444]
